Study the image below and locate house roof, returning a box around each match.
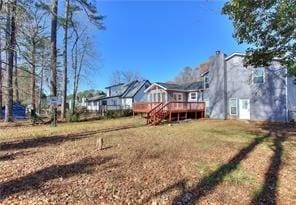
[224,52,246,61]
[87,80,150,102]
[87,94,106,101]
[149,81,204,92]
[122,80,150,98]
[105,83,124,89]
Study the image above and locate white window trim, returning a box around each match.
[190,92,197,100]
[229,98,238,115]
[252,68,265,84]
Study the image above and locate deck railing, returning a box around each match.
[132,102,162,113]
[165,102,205,111]
[133,101,205,113]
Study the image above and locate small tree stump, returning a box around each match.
[97,137,103,150]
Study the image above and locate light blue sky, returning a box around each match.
[79,0,249,91]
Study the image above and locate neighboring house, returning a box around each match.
[142,51,296,122]
[86,80,151,111]
[144,81,205,103]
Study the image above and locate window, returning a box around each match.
[173,93,182,101]
[173,94,177,101]
[190,92,197,100]
[252,68,265,84]
[229,98,237,115]
[161,92,166,102]
[153,93,157,102]
[204,74,209,89]
[242,100,248,109]
[177,94,182,101]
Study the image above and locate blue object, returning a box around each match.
[1,103,27,119]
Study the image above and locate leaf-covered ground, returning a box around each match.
[0,117,295,204]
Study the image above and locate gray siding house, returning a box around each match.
[143,51,296,122]
[86,80,151,111]
[205,51,296,122]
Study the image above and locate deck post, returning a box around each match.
[177,112,180,122]
[185,112,187,120]
[169,112,172,122]
[195,111,197,119]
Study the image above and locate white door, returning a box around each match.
[239,99,250,120]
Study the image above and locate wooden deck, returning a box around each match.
[133,102,206,125]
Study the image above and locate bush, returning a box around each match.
[66,106,89,122]
[67,111,80,122]
[105,110,117,119]
[122,109,132,117]
[105,109,132,119]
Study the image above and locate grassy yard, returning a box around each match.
[0,117,295,204]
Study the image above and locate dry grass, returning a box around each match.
[0,117,295,204]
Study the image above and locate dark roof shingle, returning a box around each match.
[155,81,204,91]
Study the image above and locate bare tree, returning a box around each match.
[67,0,104,113]
[50,0,58,126]
[4,0,16,122]
[0,28,2,119]
[0,25,2,119]
[19,5,47,117]
[13,51,19,102]
[110,69,143,85]
[61,0,70,120]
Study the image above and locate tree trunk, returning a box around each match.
[5,0,16,122]
[38,60,44,114]
[14,51,19,103]
[31,42,36,112]
[50,0,58,125]
[72,38,78,113]
[61,0,70,120]
[0,26,3,119]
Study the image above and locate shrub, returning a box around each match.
[105,109,132,119]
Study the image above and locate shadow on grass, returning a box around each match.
[147,123,290,204]
[0,156,114,200]
[0,125,142,151]
[171,133,271,204]
[251,134,287,205]
[146,133,271,204]
[0,151,33,161]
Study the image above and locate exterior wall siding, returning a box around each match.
[287,77,296,121]
[133,82,150,102]
[225,55,288,122]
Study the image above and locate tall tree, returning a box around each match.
[61,0,70,120]
[4,0,16,122]
[68,0,104,112]
[19,4,47,116]
[0,25,2,119]
[223,0,296,71]
[50,0,58,126]
[13,51,19,102]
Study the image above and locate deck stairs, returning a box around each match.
[147,102,170,125]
